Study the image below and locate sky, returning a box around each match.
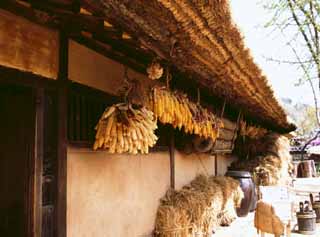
[229,0,316,106]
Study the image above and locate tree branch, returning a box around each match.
[289,0,318,67]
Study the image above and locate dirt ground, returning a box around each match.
[213,212,320,237]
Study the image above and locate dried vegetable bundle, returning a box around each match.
[147,62,164,80]
[93,103,157,154]
[150,87,223,141]
[239,120,268,139]
[154,175,243,236]
[230,133,293,186]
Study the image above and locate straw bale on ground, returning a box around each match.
[154,175,244,236]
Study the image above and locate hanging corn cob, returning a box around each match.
[93,103,158,154]
[150,87,223,141]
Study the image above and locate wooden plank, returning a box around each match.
[0,65,58,89]
[0,9,59,79]
[218,128,235,141]
[222,118,237,131]
[214,140,233,151]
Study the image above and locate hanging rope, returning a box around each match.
[166,66,172,89]
[122,66,133,104]
[197,88,200,105]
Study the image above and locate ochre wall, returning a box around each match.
[67,148,170,237]
[175,151,215,189]
[0,9,58,78]
[67,149,227,237]
[216,154,237,176]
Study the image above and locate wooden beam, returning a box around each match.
[0,65,58,89]
[56,30,68,237]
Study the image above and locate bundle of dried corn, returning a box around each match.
[93,103,157,154]
[230,133,293,186]
[150,87,223,141]
[239,120,268,139]
[154,175,243,236]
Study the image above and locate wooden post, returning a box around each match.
[214,154,218,176]
[56,30,68,237]
[169,129,175,189]
[34,88,45,237]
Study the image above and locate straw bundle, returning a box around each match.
[230,133,293,186]
[155,206,191,237]
[154,175,244,236]
[239,121,268,140]
[254,201,285,236]
[209,176,243,226]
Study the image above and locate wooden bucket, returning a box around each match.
[293,161,300,178]
[297,160,317,178]
[297,210,317,235]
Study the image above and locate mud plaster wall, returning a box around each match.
[0,9,59,79]
[175,151,215,190]
[67,148,170,237]
[216,154,237,176]
[68,40,151,95]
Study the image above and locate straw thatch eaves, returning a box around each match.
[82,0,294,132]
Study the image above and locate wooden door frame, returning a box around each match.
[0,28,69,237]
[0,72,67,237]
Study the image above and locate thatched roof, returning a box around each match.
[82,0,294,132]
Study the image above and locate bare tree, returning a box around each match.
[264,0,320,127]
[263,0,320,156]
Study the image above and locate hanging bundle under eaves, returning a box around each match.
[150,86,223,141]
[93,103,158,154]
[239,120,268,139]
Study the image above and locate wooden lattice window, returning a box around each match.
[67,82,118,146]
